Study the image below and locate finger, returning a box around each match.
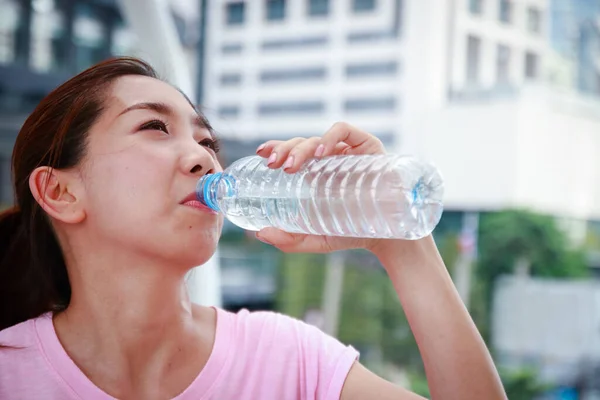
[283,137,321,172]
[330,142,353,156]
[255,228,333,253]
[256,140,282,157]
[268,137,306,169]
[317,122,384,157]
[285,142,352,173]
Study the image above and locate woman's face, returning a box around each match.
[77,75,223,269]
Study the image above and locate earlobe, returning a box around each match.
[28,166,86,224]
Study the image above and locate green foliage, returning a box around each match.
[437,232,460,276]
[274,250,424,373]
[474,209,589,339]
[337,260,385,346]
[272,209,585,400]
[275,253,326,319]
[408,370,431,398]
[478,210,588,283]
[501,368,552,400]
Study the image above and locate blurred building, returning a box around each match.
[0,0,136,205]
[203,0,600,233]
[203,0,403,147]
[549,0,600,96]
[203,4,600,381]
[493,275,600,398]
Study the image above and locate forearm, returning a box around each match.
[372,236,506,400]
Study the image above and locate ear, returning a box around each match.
[28,166,86,224]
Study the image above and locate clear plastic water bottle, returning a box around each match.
[196,154,444,240]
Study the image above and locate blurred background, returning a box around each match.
[1,0,600,398]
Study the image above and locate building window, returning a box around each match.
[496,44,511,83]
[347,30,391,43]
[344,97,396,112]
[0,0,20,65]
[0,154,11,205]
[527,7,541,34]
[226,3,245,25]
[308,0,329,16]
[466,35,481,84]
[218,105,241,118]
[220,73,242,86]
[353,0,376,13]
[73,3,107,72]
[111,22,136,56]
[499,0,512,24]
[221,43,243,54]
[469,0,483,15]
[260,67,326,83]
[346,61,399,77]
[525,51,539,79]
[258,101,324,116]
[262,36,328,50]
[29,2,72,72]
[266,0,285,21]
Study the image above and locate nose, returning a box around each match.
[181,141,216,177]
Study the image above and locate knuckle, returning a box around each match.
[287,149,297,158]
[265,140,280,149]
[331,121,349,131]
[272,143,285,154]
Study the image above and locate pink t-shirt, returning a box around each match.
[0,308,358,399]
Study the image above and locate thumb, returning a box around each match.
[255,227,304,249]
[255,228,330,253]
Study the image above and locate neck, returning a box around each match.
[50,229,217,398]
[54,239,202,375]
[64,266,193,341]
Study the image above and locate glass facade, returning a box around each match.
[0,0,128,205]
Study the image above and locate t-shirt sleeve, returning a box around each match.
[253,311,359,400]
[299,319,360,400]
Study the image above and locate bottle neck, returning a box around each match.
[196,172,223,212]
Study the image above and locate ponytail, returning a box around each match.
[0,205,70,332]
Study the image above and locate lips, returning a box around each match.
[181,192,199,204]
[180,192,217,214]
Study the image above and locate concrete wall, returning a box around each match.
[492,275,600,383]
[418,85,600,220]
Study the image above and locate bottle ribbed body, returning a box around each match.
[197,155,444,240]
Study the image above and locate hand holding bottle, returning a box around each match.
[252,122,432,256]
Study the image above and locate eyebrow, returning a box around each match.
[119,101,212,131]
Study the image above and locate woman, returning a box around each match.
[0,57,505,400]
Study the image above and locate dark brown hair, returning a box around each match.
[0,57,159,331]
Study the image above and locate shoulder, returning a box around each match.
[217,308,359,369]
[215,308,359,399]
[0,315,41,349]
[0,314,75,398]
[218,307,316,341]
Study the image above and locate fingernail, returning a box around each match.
[283,156,294,170]
[267,153,277,165]
[256,143,266,153]
[315,144,325,157]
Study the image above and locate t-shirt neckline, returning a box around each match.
[35,307,232,400]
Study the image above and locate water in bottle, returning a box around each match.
[196,154,444,240]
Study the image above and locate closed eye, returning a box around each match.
[140,119,169,134]
[199,138,221,153]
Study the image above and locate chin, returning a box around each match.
[180,236,220,269]
[159,222,223,269]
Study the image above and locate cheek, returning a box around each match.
[84,150,173,214]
